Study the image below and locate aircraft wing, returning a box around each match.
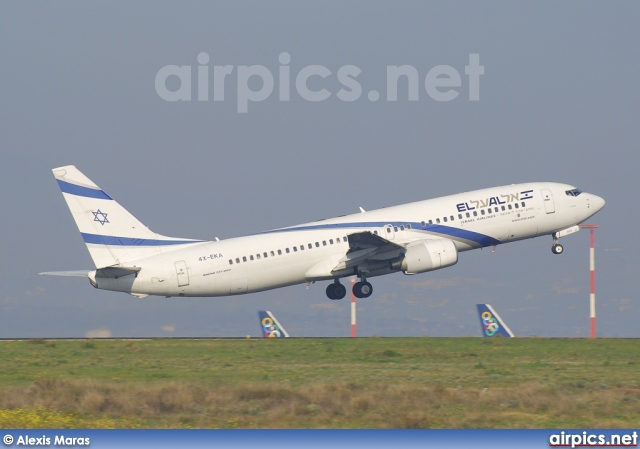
[347,230,395,250]
[332,231,406,272]
[305,231,405,280]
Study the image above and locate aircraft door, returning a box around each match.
[174,260,189,287]
[541,189,555,214]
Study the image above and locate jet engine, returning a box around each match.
[394,239,458,275]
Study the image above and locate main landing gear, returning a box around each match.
[352,278,373,299]
[326,280,347,300]
[325,277,373,300]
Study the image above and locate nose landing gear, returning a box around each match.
[551,234,564,254]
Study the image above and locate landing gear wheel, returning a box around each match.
[551,244,564,255]
[333,283,347,299]
[326,283,337,300]
[353,281,373,298]
[326,281,347,300]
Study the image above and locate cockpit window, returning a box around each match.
[565,188,583,197]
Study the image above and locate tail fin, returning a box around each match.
[52,165,203,268]
[258,311,290,338]
[476,304,515,337]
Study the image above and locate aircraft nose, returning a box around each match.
[589,194,606,212]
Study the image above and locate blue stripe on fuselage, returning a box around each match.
[57,180,113,200]
[261,221,501,247]
[81,233,202,246]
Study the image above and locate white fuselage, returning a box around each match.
[91,182,604,297]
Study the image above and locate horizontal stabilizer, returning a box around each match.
[95,266,141,278]
[39,270,90,277]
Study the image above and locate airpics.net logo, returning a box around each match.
[155,52,484,113]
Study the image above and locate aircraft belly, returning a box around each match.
[246,253,331,293]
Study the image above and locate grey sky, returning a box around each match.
[1,2,638,338]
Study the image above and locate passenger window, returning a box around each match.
[277,250,282,255]
[300,245,304,251]
[250,255,254,261]
[329,239,334,244]
[285,248,290,253]
[270,251,275,257]
[386,228,391,233]
[436,218,441,224]
[515,203,519,209]
[508,204,512,210]
[315,242,320,247]
[308,243,312,249]
[236,258,240,263]
[393,226,398,232]
[421,221,426,227]
[481,210,485,215]
[293,247,297,252]
[488,208,492,213]
[521,202,525,207]
[501,206,506,211]
[229,259,233,265]
[343,236,347,242]
[264,252,268,258]
[256,254,261,259]
[443,217,448,223]
[466,212,470,218]
[458,214,463,219]
[473,211,478,217]
[407,224,411,229]
[450,215,454,221]
[400,225,404,231]
[323,241,327,246]
[242,256,247,262]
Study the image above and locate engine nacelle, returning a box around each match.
[398,239,458,274]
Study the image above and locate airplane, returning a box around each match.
[476,304,514,338]
[41,165,605,300]
[258,311,290,338]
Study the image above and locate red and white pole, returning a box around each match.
[580,224,598,339]
[351,277,356,337]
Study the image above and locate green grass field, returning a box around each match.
[0,337,638,428]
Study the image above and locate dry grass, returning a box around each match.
[1,377,639,428]
[0,338,638,428]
